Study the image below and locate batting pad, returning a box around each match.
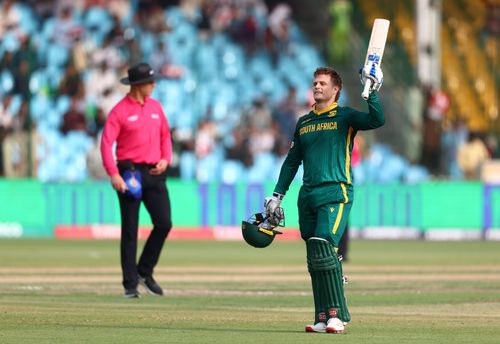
[306,237,350,323]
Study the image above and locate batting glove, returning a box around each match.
[264,192,284,218]
[268,206,285,227]
[359,61,384,92]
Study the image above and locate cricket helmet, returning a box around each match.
[241,211,284,248]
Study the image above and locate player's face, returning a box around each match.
[312,74,339,104]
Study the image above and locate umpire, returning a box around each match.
[100,62,173,298]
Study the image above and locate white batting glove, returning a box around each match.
[359,61,384,92]
[268,207,285,227]
[264,192,284,218]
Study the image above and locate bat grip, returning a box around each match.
[361,79,372,100]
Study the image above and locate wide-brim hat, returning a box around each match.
[120,62,159,85]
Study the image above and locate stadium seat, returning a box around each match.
[196,150,223,183]
[29,69,49,95]
[179,151,196,180]
[17,4,38,35]
[1,31,21,53]
[221,43,244,80]
[7,94,22,115]
[404,165,430,184]
[37,155,61,181]
[66,131,93,153]
[29,94,53,122]
[45,67,64,91]
[40,17,56,45]
[0,70,14,94]
[46,44,70,69]
[221,160,248,184]
[140,31,157,57]
[56,95,71,116]
[247,152,277,182]
[45,109,63,129]
[164,7,187,29]
[194,43,219,81]
[83,6,113,43]
[377,154,408,183]
[62,154,88,182]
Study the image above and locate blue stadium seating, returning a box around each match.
[0,3,427,183]
[0,70,14,94]
[83,6,113,46]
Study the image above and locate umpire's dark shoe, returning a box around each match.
[139,275,164,296]
[123,288,140,298]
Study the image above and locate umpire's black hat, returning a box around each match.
[120,62,159,85]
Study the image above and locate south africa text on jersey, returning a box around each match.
[299,121,338,135]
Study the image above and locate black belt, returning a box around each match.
[117,160,155,170]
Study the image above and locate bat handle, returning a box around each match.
[361,79,372,100]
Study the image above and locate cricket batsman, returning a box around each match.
[264,65,384,333]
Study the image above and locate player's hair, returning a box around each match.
[314,67,343,101]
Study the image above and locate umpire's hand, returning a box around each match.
[149,159,168,175]
[111,174,127,193]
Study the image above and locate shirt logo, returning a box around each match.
[151,114,160,119]
[328,110,337,117]
[127,115,139,121]
[330,207,335,213]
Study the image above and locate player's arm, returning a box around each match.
[347,92,385,130]
[264,122,303,219]
[274,123,302,195]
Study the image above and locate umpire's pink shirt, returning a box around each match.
[100,95,172,176]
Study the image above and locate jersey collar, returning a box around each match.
[126,94,150,105]
[312,102,338,115]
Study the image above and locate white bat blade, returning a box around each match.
[362,18,390,99]
[365,19,390,65]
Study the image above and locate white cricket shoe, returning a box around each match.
[326,318,345,333]
[305,322,327,333]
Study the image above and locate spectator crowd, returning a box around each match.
[0,0,495,183]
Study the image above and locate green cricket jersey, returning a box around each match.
[274,92,384,203]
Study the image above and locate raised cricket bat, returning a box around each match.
[361,19,390,100]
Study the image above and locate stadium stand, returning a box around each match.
[1,0,325,182]
[7,0,495,184]
[355,0,498,177]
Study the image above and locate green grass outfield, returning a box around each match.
[1,239,500,344]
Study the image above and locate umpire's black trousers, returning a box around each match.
[117,164,172,289]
